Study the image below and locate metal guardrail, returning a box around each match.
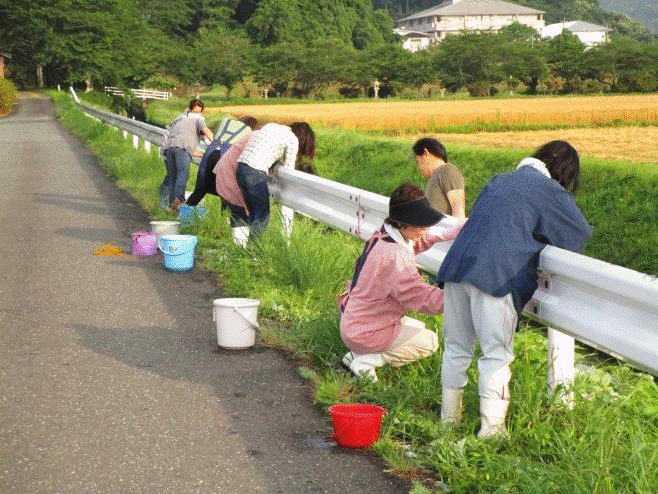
[69,88,658,382]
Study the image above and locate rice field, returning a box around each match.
[217,94,658,165]
[218,94,658,130]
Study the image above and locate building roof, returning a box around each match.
[543,21,611,37]
[394,27,433,38]
[398,0,545,21]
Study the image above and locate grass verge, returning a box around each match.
[53,90,658,494]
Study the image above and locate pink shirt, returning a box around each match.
[213,137,249,213]
[340,225,445,354]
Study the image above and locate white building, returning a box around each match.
[396,0,545,44]
[394,27,433,52]
[542,21,611,47]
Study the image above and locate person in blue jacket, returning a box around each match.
[435,140,592,439]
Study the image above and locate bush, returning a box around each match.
[0,78,18,115]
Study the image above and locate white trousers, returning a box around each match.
[440,283,517,400]
[382,316,439,367]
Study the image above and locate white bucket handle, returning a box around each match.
[212,306,259,329]
[233,306,259,329]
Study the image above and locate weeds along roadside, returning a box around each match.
[52,91,658,494]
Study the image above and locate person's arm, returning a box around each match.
[202,126,214,142]
[447,188,466,219]
[535,191,592,252]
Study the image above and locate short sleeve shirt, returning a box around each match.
[166,112,206,156]
[425,163,464,215]
[237,123,298,173]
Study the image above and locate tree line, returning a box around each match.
[1,0,657,98]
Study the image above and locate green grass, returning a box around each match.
[52,90,658,494]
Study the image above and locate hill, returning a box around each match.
[598,0,658,34]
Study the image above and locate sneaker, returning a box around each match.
[344,352,385,382]
[341,351,355,368]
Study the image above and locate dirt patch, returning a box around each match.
[425,126,658,165]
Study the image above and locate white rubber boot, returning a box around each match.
[232,226,250,248]
[477,398,509,439]
[440,387,464,426]
[344,352,386,382]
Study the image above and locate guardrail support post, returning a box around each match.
[144,141,151,153]
[281,205,294,238]
[547,327,575,406]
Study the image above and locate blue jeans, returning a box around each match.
[160,147,191,207]
[222,198,250,227]
[236,162,269,238]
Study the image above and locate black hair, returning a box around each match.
[188,98,204,111]
[289,122,316,160]
[413,137,447,163]
[240,116,260,130]
[532,140,580,193]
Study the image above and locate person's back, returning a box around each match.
[166,112,207,156]
[425,163,464,216]
[185,117,259,206]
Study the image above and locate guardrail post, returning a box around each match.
[281,205,294,238]
[547,327,575,406]
[144,141,151,153]
[131,117,139,149]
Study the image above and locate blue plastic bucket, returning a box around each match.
[179,204,207,227]
[158,234,198,271]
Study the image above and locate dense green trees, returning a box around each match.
[1,0,657,98]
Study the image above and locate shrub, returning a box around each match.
[0,78,18,115]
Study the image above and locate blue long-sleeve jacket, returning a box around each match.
[436,165,593,312]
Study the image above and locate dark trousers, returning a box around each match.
[235,162,269,238]
[186,149,221,206]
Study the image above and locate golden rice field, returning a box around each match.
[219,94,658,130]
[217,94,658,165]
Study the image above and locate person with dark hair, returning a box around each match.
[339,183,462,382]
[234,121,316,241]
[160,99,214,210]
[413,137,466,218]
[185,116,260,207]
[435,140,592,439]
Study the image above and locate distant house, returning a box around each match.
[394,27,433,52]
[0,52,10,79]
[396,0,545,45]
[542,21,611,47]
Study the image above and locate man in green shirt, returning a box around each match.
[413,137,466,218]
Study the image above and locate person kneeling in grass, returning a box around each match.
[339,183,461,382]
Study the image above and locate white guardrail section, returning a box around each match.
[105,86,172,100]
[69,88,658,393]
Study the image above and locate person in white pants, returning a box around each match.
[435,141,592,439]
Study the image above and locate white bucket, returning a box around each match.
[150,220,180,242]
[213,298,260,349]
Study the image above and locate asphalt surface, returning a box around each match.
[0,94,409,494]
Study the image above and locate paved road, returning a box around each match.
[0,95,408,494]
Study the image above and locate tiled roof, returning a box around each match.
[395,28,434,38]
[399,0,545,21]
[545,21,611,33]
